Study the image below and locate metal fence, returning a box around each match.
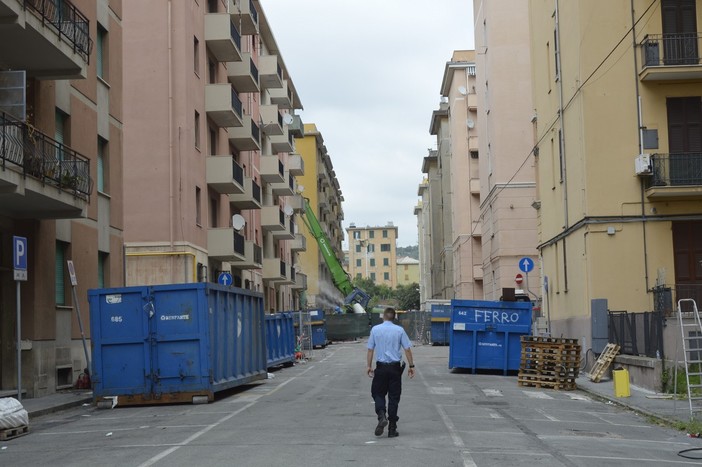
[396,310,431,345]
[649,153,702,187]
[654,285,702,315]
[608,310,664,359]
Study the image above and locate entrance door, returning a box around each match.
[662,0,698,65]
[673,221,702,309]
[667,97,702,185]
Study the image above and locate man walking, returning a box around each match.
[366,307,415,438]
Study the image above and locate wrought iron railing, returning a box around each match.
[654,284,702,315]
[229,20,241,50]
[24,0,93,63]
[0,113,92,198]
[641,34,702,67]
[232,159,244,185]
[648,153,702,187]
[233,230,245,256]
[608,310,664,358]
[231,88,242,117]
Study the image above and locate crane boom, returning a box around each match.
[299,198,371,312]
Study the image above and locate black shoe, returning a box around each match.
[374,414,388,436]
[388,423,398,438]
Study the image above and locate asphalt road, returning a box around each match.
[2,343,702,466]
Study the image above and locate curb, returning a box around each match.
[577,384,680,426]
[27,396,93,419]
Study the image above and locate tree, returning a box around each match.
[395,283,420,310]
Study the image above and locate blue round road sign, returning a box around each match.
[218,272,233,286]
[518,257,535,273]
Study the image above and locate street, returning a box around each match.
[2,343,700,467]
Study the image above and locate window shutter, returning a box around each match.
[55,242,65,305]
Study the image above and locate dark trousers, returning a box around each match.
[371,363,403,423]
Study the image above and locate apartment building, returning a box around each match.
[0,0,123,397]
[123,0,304,312]
[396,256,420,286]
[295,123,345,309]
[414,193,430,309]
[529,0,702,345]
[347,224,399,288]
[474,0,540,301]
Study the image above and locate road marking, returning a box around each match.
[137,365,316,467]
[567,455,700,465]
[535,408,559,422]
[429,387,454,395]
[482,388,503,397]
[539,435,689,445]
[567,393,591,402]
[487,410,503,419]
[587,411,615,425]
[523,391,553,400]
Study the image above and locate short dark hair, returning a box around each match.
[383,307,396,320]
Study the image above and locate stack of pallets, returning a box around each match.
[518,336,581,390]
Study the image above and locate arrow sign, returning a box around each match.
[218,272,233,286]
[518,257,534,273]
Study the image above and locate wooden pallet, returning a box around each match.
[518,380,577,390]
[0,424,29,441]
[587,343,620,382]
[522,336,580,346]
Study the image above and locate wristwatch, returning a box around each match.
[409,365,415,368]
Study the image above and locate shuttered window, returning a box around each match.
[55,241,67,305]
[97,137,108,193]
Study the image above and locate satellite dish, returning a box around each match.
[467,119,475,129]
[282,114,294,125]
[283,205,294,217]
[296,184,304,194]
[232,214,246,231]
[458,86,467,96]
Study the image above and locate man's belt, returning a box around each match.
[376,361,401,366]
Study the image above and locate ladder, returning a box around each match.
[677,298,702,420]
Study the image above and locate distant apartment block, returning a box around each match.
[347,224,399,288]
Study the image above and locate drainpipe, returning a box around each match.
[631,0,651,293]
[554,0,568,292]
[167,0,174,250]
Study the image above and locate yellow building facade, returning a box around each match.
[347,225,399,288]
[295,123,345,309]
[396,257,420,286]
[530,0,702,346]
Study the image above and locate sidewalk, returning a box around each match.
[577,375,692,425]
[14,391,93,419]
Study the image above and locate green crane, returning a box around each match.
[298,198,371,313]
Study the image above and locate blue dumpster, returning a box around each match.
[89,283,266,405]
[265,313,295,368]
[309,309,327,348]
[448,300,532,375]
[430,304,451,345]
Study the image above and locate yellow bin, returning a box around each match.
[613,368,631,397]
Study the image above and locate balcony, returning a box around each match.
[469,135,479,152]
[263,257,288,282]
[262,204,285,232]
[287,153,304,176]
[204,14,242,63]
[270,171,294,196]
[0,114,92,219]
[228,176,261,209]
[467,93,478,111]
[291,271,307,291]
[470,178,480,195]
[639,34,702,81]
[205,84,243,128]
[0,0,92,79]
[228,115,261,151]
[473,265,483,281]
[270,127,294,153]
[206,155,244,194]
[208,228,246,262]
[259,104,283,136]
[287,194,304,213]
[260,154,284,184]
[227,52,259,93]
[259,54,283,89]
[646,153,702,199]
[233,240,262,269]
[229,0,258,35]
[289,114,304,138]
[269,81,293,109]
[290,233,306,252]
[272,216,295,240]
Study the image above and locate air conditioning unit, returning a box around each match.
[635,153,652,176]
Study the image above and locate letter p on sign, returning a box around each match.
[13,236,27,281]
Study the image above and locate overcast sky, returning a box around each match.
[263,0,475,247]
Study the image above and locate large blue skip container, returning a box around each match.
[89,283,266,405]
[309,309,327,348]
[449,300,532,375]
[265,313,295,368]
[430,303,451,345]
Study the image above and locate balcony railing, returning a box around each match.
[653,284,702,316]
[249,0,258,24]
[233,230,245,255]
[249,58,259,84]
[1,113,92,198]
[641,34,702,67]
[251,119,260,144]
[252,179,261,203]
[232,159,244,185]
[279,207,285,225]
[25,0,93,63]
[231,89,243,117]
[253,244,262,264]
[278,160,284,177]
[229,20,241,50]
[648,153,702,187]
[288,173,294,190]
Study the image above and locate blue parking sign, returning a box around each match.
[13,236,27,281]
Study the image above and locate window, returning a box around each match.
[383,258,389,266]
[355,244,361,253]
[356,259,361,267]
[382,230,388,238]
[55,108,68,145]
[380,244,391,252]
[404,265,408,271]
[553,29,559,80]
[194,111,201,149]
[370,272,376,281]
[98,252,108,288]
[353,231,360,239]
[209,126,217,155]
[194,36,200,74]
[405,274,409,281]
[369,230,375,238]
[207,0,219,13]
[356,273,361,279]
[55,241,68,305]
[97,137,108,193]
[97,25,107,80]
[367,244,375,253]
[195,186,202,226]
[370,258,375,267]
[208,59,217,84]
[210,196,218,227]
[384,272,390,281]
[470,151,479,159]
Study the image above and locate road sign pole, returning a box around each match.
[16,280,21,401]
[71,284,91,375]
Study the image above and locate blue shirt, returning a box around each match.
[367,321,412,363]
